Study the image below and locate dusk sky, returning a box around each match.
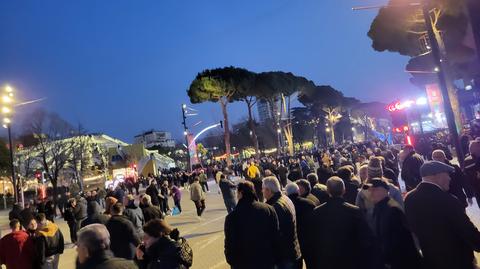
[0,0,423,142]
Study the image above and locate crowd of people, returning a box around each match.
[4,135,480,268]
[223,137,480,269]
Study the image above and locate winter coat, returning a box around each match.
[146,185,160,206]
[373,197,422,269]
[74,200,88,221]
[401,151,424,191]
[219,178,236,204]
[135,236,186,269]
[189,182,204,202]
[342,179,359,205]
[304,197,378,269]
[82,201,110,228]
[265,192,301,264]
[106,215,141,260]
[445,161,473,207]
[224,197,280,269]
[76,251,137,269]
[405,182,480,269]
[0,230,36,269]
[464,155,480,197]
[287,193,315,258]
[142,205,163,223]
[124,202,145,235]
[36,221,65,263]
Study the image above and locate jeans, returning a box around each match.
[42,254,60,269]
[223,198,236,214]
[200,181,209,192]
[174,199,182,212]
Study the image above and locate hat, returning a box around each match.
[420,161,455,177]
[363,178,389,190]
[368,157,383,180]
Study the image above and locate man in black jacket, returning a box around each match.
[295,179,320,206]
[365,179,421,269]
[76,224,137,269]
[140,194,163,223]
[35,213,65,269]
[464,138,480,208]
[306,173,329,204]
[81,201,110,228]
[432,149,473,208]
[285,182,315,266]
[304,176,378,269]
[405,161,480,269]
[106,203,141,260]
[123,195,145,236]
[218,174,237,213]
[263,176,302,269]
[401,145,424,191]
[224,181,280,269]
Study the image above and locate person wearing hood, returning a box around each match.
[123,194,145,236]
[81,201,110,228]
[35,213,65,269]
[0,219,36,269]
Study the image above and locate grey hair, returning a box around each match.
[326,176,345,198]
[285,183,300,196]
[77,224,111,253]
[262,176,281,193]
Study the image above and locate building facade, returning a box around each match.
[134,130,176,149]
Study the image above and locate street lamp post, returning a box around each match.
[1,85,17,204]
[181,104,191,171]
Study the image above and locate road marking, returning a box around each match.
[182,214,226,234]
[198,234,222,250]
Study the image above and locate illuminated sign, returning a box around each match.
[387,97,427,112]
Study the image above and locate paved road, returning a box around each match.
[3,179,480,269]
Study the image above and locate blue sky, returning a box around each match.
[0,0,422,142]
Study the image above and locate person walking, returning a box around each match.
[190,177,206,217]
[169,183,183,214]
[401,145,424,191]
[140,194,163,223]
[304,177,378,269]
[224,181,280,269]
[263,176,302,269]
[35,213,65,269]
[106,203,141,260]
[64,198,78,243]
[432,149,474,208]
[145,180,161,208]
[123,195,145,236]
[219,173,237,213]
[198,169,209,193]
[405,161,480,269]
[365,179,422,269]
[76,224,137,269]
[285,183,315,266]
[0,219,36,269]
[81,201,110,228]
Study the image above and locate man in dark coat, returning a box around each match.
[263,176,302,269]
[224,181,280,269]
[336,166,359,205]
[432,149,473,208]
[81,201,110,228]
[123,195,144,236]
[35,213,65,269]
[76,224,137,269]
[218,174,237,213]
[140,194,163,223]
[464,138,480,208]
[145,180,160,206]
[306,173,329,204]
[285,182,315,266]
[277,163,289,188]
[296,179,320,206]
[401,145,424,191]
[304,176,378,269]
[365,179,421,269]
[405,161,480,269]
[105,203,141,260]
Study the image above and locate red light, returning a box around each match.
[406,135,413,145]
[403,126,409,131]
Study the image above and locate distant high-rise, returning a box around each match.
[134,130,176,149]
[257,97,282,124]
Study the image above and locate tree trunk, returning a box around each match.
[220,99,232,166]
[246,100,260,159]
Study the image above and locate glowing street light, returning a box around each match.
[2,107,11,114]
[3,118,11,124]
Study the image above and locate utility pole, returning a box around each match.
[422,2,464,166]
[181,104,191,171]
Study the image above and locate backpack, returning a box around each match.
[176,237,193,268]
